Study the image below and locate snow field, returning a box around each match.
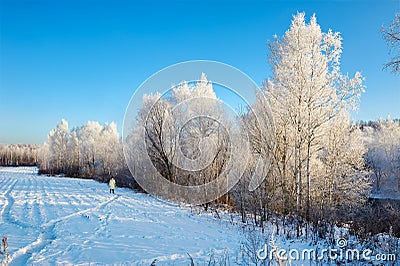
[0,167,242,265]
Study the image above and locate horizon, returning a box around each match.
[1,0,399,144]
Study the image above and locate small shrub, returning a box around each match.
[1,236,10,266]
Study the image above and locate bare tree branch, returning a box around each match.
[382,14,400,74]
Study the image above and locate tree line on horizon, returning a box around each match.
[0,144,40,166]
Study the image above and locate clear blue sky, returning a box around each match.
[1,0,399,144]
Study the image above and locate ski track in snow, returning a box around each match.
[0,167,242,265]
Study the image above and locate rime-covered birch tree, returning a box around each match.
[382,13,400,73]
[77,121,103,177]
[128,74,232,203]
[99,122,119,176]
[252,13,368,229]
[46,119,69,174]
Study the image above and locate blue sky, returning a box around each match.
[1,0,399,144]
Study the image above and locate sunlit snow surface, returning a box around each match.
[0,167,241,265]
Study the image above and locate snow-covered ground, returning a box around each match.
[1,167,399,265]
[0,167,243,265]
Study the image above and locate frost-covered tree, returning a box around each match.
[170,74,229,187]
[240,13,369,234]
[46,119,69,174]
[99,122,119,176]
[314,111,371,226]
[38,119,131,185]
[265,13,365,219]
[66,130,80,176]
[365,117,400,195]
[76,121,103,177]
[382,13,400,73]
[128,74,232,203]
